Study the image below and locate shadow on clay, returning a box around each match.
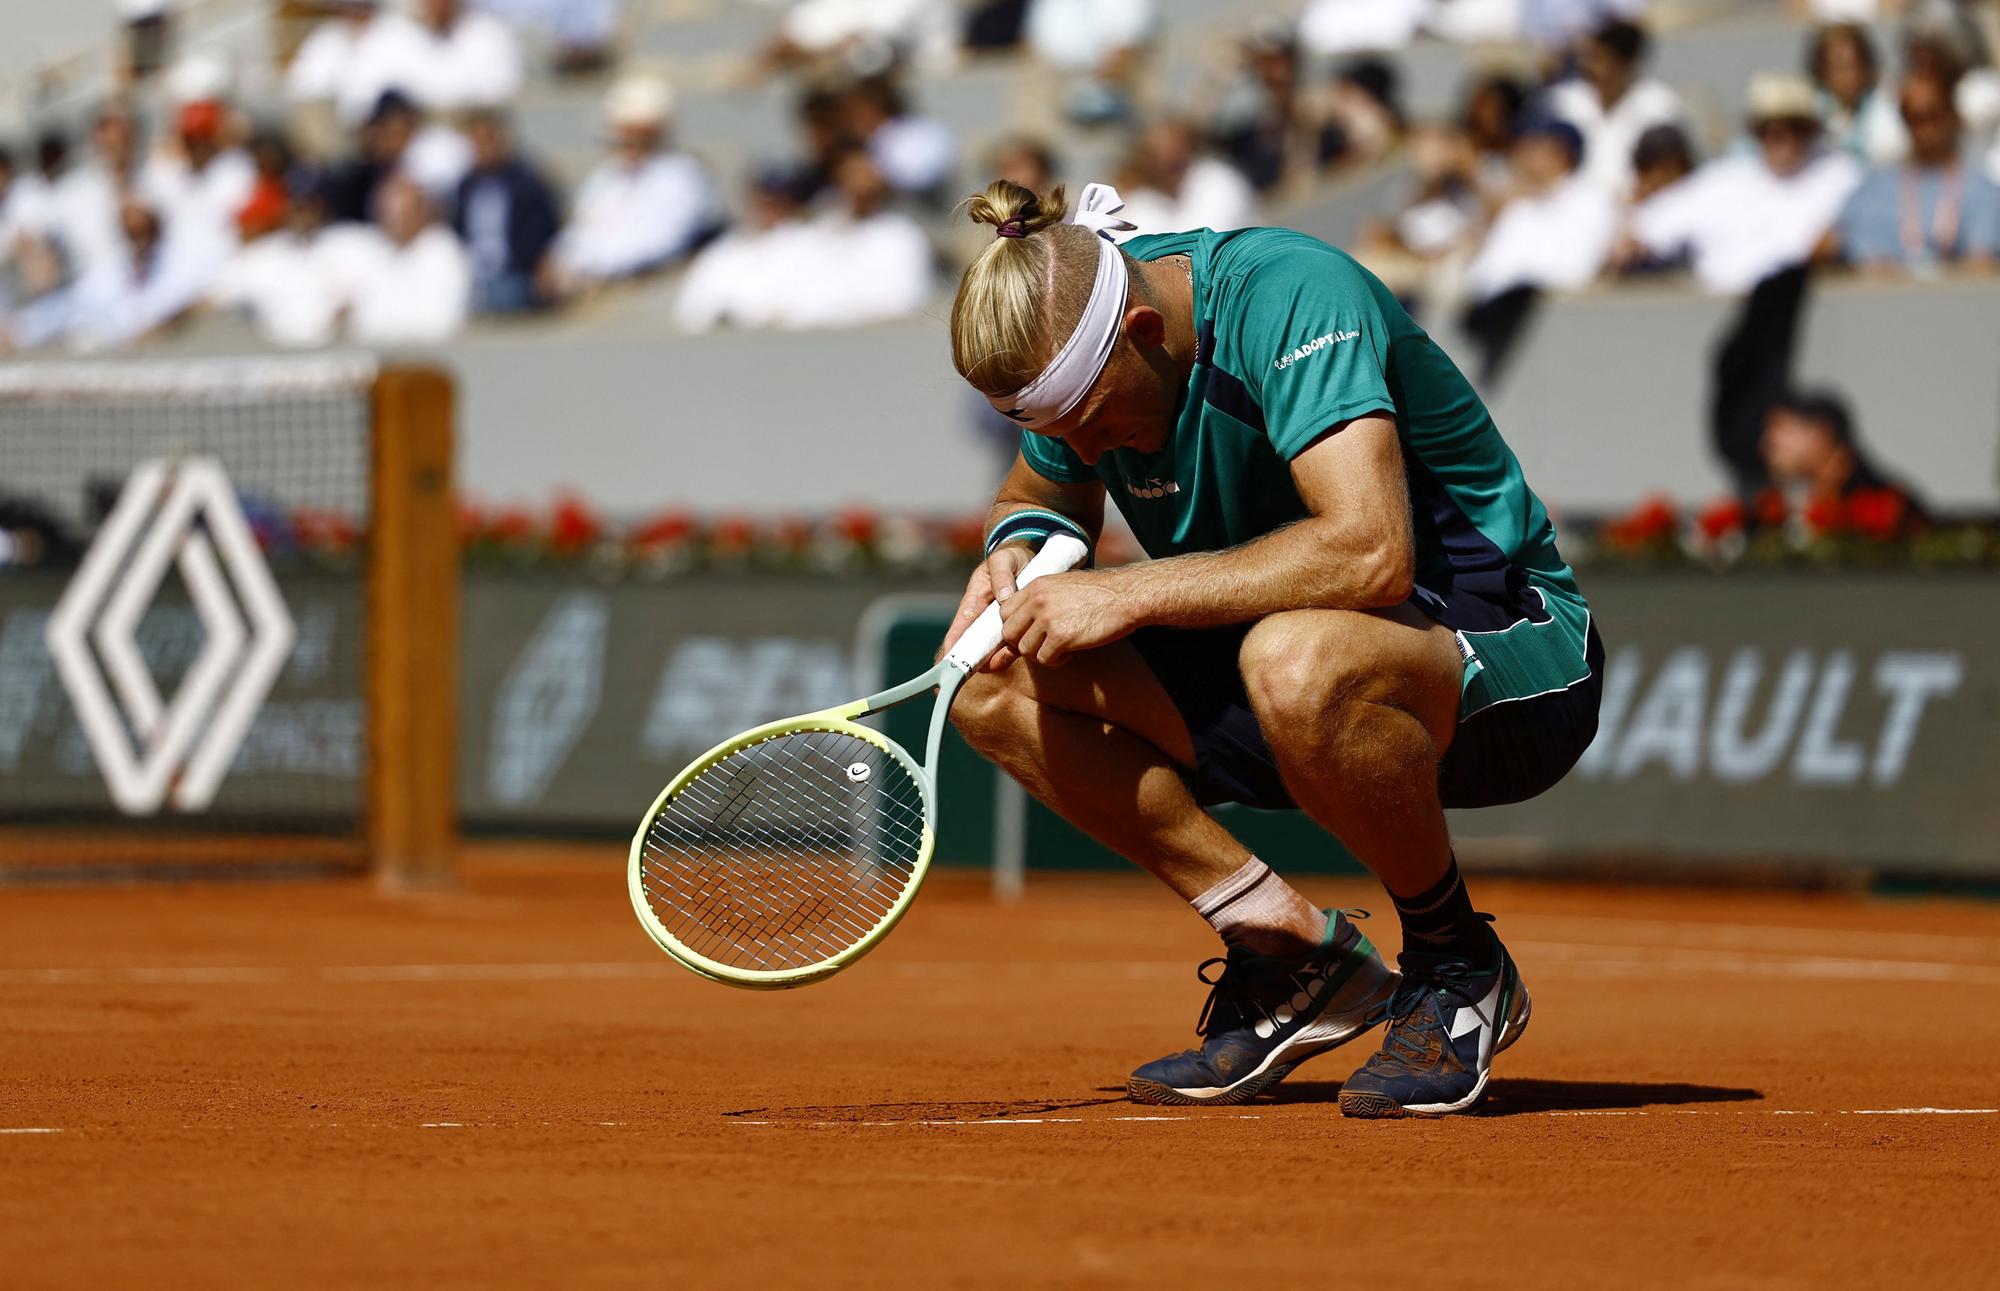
[1264,1078,1764,1115]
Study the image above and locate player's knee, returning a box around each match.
[1239,616,1375,742]
[950,663,1031,753]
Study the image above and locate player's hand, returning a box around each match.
[996,569,1135,666]
[937,543,1034,670]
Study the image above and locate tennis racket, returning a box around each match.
[628,533,1088,989]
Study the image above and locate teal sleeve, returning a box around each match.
[1240,249,1396,460]
[1020,430,1097,483]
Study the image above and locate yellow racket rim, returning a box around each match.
[626,707,937,989]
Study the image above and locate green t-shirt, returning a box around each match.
[1020,227,1583,619]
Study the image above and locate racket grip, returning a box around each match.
[944,533,1090,672]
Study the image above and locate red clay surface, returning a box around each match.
[3,846,1997,1288]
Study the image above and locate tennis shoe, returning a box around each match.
[1337,934,1530,1119]
[1127,910,1399,1106]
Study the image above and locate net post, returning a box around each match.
[367,365,458,885]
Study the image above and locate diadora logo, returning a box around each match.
[1125,477,1181,499]
[44,457,296,815]
[1274,328,1360,370]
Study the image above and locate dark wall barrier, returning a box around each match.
[3,569,1993,877]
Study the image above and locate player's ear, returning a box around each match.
[1122,304,1166,349]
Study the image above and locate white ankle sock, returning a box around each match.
[1190,858,1324,955]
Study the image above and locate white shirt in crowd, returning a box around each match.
[779,0,959,73]
[1546,77,1684,197]
[1114,158,1259,241]
[1424,0,1522,44]
[1519,0,1644,51]
[672,222,817,333]
[0,173,55,258]
[1465,174,1617,301]
[1299,0,1427,57]
[287,17,376,115]
[50,164,143,278]
[11,225,211,352]
[869,115,956,194]
[346,225,472,344]
[1024,0,1155,71]
[780,209,933,330]
[553,151,718,282]
[330,9,523,123]
[137,148,254,280]
[1632,150,1862,293]
[209,231,347,347]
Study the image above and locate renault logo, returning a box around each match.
[44,457,296,814]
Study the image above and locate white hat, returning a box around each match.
[604,75,675,129]
[1746,72,1819,125]
[165,51,232,106]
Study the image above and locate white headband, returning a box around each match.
[988,183,1138,431]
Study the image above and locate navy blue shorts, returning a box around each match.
[1126,584,1604,812]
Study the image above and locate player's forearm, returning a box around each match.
[1116,517,1414,629]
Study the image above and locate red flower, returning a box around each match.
[1844,488,1907,543]
[710,514,757,555]
[547,493,602,556]
[630,507,696,549]
[943,513,987,559]
[1695,496,1746,544]
[1604,494,1679,549]
[1803,493,1844,537]
[1753,489,1789,529]
[832,506,879,546]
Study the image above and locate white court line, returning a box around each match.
[0,1128,62,1135]
[2,941,1998,990]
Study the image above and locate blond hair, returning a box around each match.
[950,181,1111,396]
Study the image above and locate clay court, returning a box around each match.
[2,847,1995,1289]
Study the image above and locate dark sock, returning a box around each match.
[1391,856,1499,968]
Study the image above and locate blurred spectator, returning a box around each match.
[340,0,524,121]
[548,76,721,291]
[1838,70,2000,273]
[1024,0,1155,124]
[1462,117,1614,386]
[10,199,209,351]
[1791,0,1911,18]
[325,91,472,223]
[209,178,345,347]
[1546,20,1684,197]
[1299,0,1428,58]
[1630,121,1695,201]
[1324,58,1406,168]
[53,105,147,280]
[784,147,933,328]
[288,0,389,125]
[1208,25,1346,194]
[989,135,1058,193]
[1616,122,1697,273]
[0,146,37,256]
[1462,73,1530,199]
[674,168,812,332]
[1354,125,1483,313]
[1115,116,1259,238]
[236,132,296,241]
[842,74,957,200]
[784,83,849,205]
[1760,388,1929,529]
[0,144,64,306]
[453,110,562,312]
[1518,0,1645,56]
[346,175,470,343]
[1810,23,1903,162]
[1624,73,1862,293]
[137,98,254,273]
[757,0,960,78]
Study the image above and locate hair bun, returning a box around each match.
[964,180,1069,237]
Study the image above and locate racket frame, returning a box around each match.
[627,534,1087,989]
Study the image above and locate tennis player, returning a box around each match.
[939,182,1603,1118]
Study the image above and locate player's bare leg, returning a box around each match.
[955,644,1400,1105]
[1236,602,1532,1117]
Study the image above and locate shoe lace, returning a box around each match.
[1379,953,1484,1065]
[1188,910,1372,1039]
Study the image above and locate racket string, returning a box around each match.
[638,727,930,972]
